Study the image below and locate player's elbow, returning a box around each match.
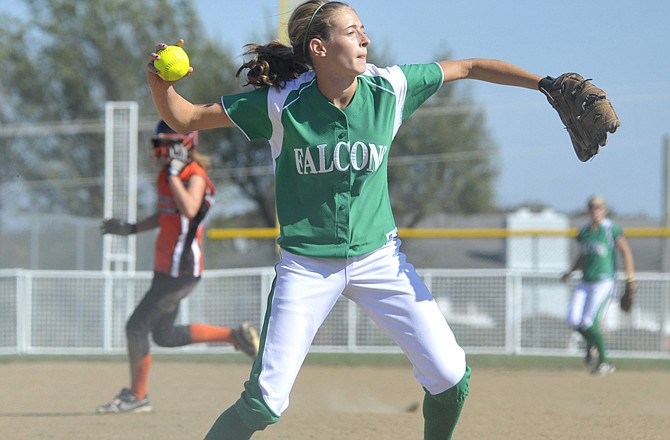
[181,207,200,220]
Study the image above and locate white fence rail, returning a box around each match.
[1,268,669,358]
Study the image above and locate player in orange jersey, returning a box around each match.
[97,120,259,414]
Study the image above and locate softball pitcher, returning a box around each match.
[147,1,548,438]
[561,195,636,376]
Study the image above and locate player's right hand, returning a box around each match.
[560,272,570,283]
[101,218,136,236]
[147,39,193,81]
[168,142,189,174]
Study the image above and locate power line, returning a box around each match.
[0,119,158,138]
[1,147,502,191]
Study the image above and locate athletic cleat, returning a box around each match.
[590,362,616,376]
[96,388,152,414]
[585,346,598,365]
[233,322,260,359]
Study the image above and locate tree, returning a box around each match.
[0,0,241,216]
[0,2,498,231]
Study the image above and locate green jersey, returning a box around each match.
[576,219,622,282]
[222,63,443,258]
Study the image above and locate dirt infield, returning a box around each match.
[1,359,669,439]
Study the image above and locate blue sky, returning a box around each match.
[195,0,670,220]
[3,0,668,219]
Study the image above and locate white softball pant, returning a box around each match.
[258,237,467,416]
[566,278,615,329]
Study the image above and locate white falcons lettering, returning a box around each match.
[294,142,388,175]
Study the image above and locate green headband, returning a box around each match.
[302,2,327,56]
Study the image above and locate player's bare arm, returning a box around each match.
[101,213,160,236]
[561,253,584,282]
[147,41,233,133]
[438,59,541,89]
[168,174,207,219]
[616,236,636,280]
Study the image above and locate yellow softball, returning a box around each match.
[154,45,190,81]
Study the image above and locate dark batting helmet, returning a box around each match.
[151,120,199,158]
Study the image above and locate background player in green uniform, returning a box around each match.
[147,1,563,438]
[561,195,636,376]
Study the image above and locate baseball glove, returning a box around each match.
[539,73,621,162]
[619,279,637,313]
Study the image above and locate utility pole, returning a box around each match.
[663,135,670,272]
[660,135,670,352]
[278,0,302,44]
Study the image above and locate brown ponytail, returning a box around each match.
[235,41,310,89]
[235,1,352,89]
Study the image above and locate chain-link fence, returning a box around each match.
[1,268,668,358]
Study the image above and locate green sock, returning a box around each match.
[423,396,464,440]
[577,328,594,353]
[584,326,608,363]
[203,404,255,440]
[423,367,470,440]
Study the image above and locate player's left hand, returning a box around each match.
[620,278,637,313]
[539,73,620,162]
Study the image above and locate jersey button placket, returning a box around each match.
[333,178,349,248]
[335,161,351,239]
[336,198,350,245]
[335,122,351,248]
